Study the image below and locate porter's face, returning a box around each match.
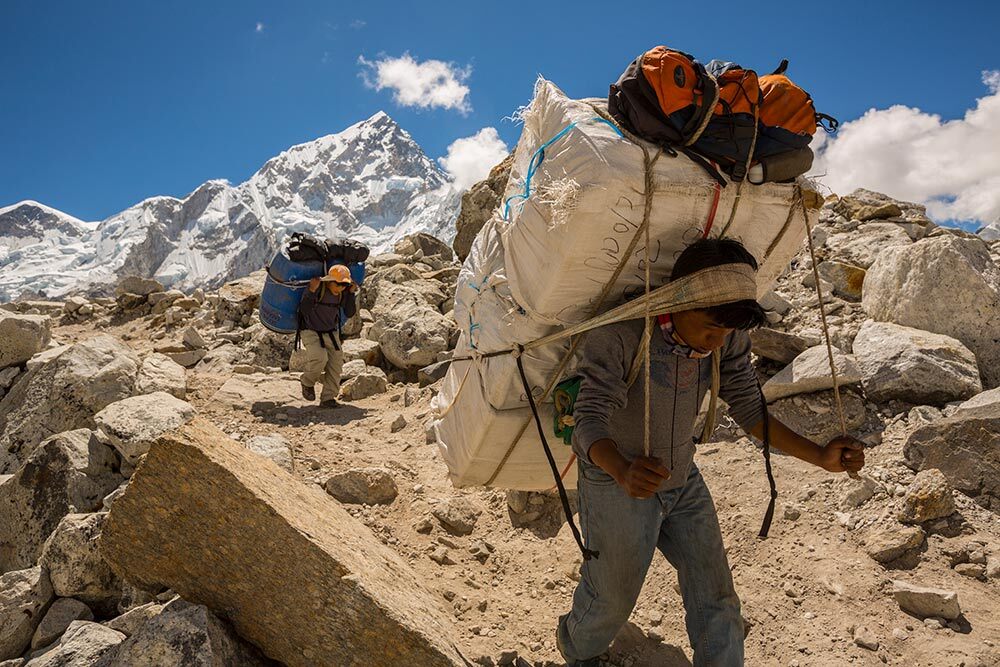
[671,309,734,354]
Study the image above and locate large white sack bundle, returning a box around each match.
[432,344,577,490]
[433,78,822,491]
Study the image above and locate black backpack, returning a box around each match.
[286,233,370,264]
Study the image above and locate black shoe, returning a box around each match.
[320,399,338,408]
[301,384,316,401]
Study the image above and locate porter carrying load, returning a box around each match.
[430,77,825,491]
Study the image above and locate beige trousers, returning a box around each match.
[298,330,344,401]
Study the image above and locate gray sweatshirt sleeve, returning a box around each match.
[571,325,631,463]
[718,330,766,432]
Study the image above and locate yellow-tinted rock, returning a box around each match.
[100,418,464,667]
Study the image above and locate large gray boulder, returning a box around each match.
[824,223,912,268]
[93,599,272,667]
[955,387,1000,414]
[99,419,466,667]
[904,404,1000,512]
[853,320,982,404]
[762,345,862,403]
[93,393,196,465]
[0,313,51,370]
[342,338,383,366]
[245,325,293,371]
[134,353,186,399]
[40,514,120,611]
[0,567,54,661]
[0,336,140,474]
[0,430,122,573]
[766,389,867,446]
[863,235,1000,387]
[214,271,264,326]
[25,621,124,666]
[750,328,812,365]
[115,276,163,297]
[394,232,454,262]
[371,282,456,370]
[339,366,388,401]
[31,598,95,650]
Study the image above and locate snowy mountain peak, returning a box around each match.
[0,114,462,301]
[980,218,1000,241]
[0,200,91,237]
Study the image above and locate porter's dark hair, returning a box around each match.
[670,238,767,330]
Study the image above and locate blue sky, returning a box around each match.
[1,0,998,224]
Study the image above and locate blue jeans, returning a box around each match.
[558,460,743,666]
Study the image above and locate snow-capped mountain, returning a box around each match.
[0,112,462,301]
[980,217,1000,242]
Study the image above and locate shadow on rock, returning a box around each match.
[610,622,692,667]
[250,401,369,425]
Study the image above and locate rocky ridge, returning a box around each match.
[0,183,999,666]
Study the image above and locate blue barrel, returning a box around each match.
[259,250,367,334]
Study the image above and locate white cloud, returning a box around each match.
[438,128,509,190]
[255,22,264,33]
[811,70,1000,226]
[358,53,471,113]
[350,19,366,30]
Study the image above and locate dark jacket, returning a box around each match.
[298,285,357,333]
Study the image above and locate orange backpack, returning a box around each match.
[755,60,838,161]
[691,60,761,181]
[608,46,719,148]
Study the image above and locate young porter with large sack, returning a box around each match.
[556,239,865,666]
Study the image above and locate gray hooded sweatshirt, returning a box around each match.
[571,318,765,492]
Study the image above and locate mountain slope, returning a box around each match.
[0,113,461,300]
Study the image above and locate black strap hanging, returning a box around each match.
[514,347,599,561]
[756,379,777,538]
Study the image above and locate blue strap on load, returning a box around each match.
[502,117,623,221]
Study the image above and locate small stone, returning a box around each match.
[403,386,421,407]
[506,491,529,515]
[898,469,956,524]
[852,625,879,651]
[841,476,878,509]
[891,581,961,620]
[323,468,398,505]
[782,581,803,598]
[923,617,945,630]
[432,498,481,536]
[390,414,407,433]
[429,547,455,565]
[783,505,801,521]
[468,541,492,563]
[986,557,1000,579]
[182,326,208,350]
[954,563,985,579]
[891,628,907,640]
[862,525,925,564]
